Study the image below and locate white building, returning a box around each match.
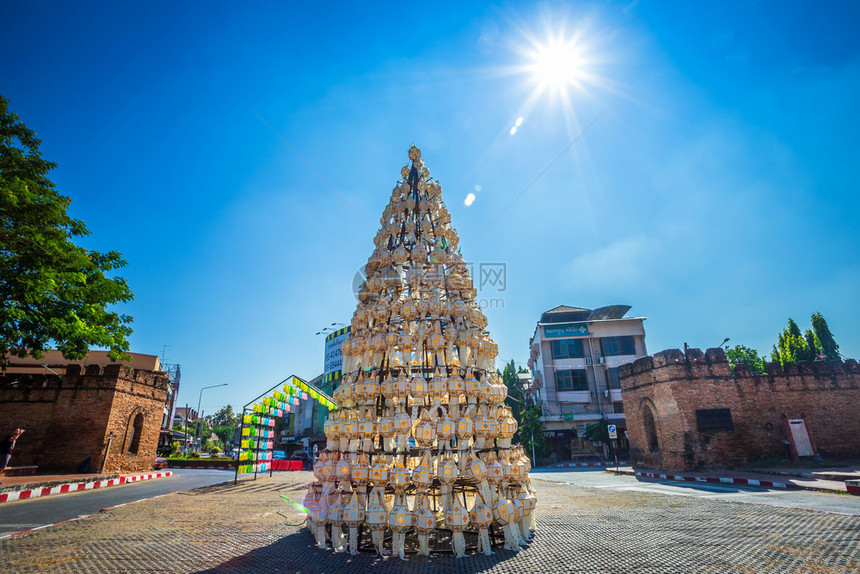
[528,305,647,460]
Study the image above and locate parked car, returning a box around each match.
[154,457,168,470]
[290,450,313,470]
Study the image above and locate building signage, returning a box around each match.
[543,323,589,338]
[323,327,351,379]
[696,408,734,432]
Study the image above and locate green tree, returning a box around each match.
[811,312,840,360]
[211,405,239,450]
[583,417,610,445]
[499,359,528,426]
[774,318,815,365]
[517,404,547,463]
[213,425,236,449]
[0,95,133,367]
[725,345,767,374]
[803,329,820,360]
[212,405,238,427]
[772,313,842,365]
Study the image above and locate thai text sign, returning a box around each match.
[543,323,589,338]
[324,327,350,378]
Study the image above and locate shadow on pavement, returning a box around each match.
[195,529,527,574]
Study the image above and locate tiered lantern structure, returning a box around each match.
[304,145,537,558]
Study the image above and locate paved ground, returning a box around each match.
[532,467,860,515]
[2,470,858,573]
[0,469,233,538]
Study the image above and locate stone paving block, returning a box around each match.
[1,471,858,573]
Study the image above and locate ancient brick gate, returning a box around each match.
[0,364,169,474]
[620,347,860,472]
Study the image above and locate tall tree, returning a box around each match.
[211,404,239,450]
[499,359,528,426]
[771,313,842,365]
[811,312,840,360]
[774,318,814,364]
[517,404,547,463]
[212,405,238,427]
[0,95,133,366]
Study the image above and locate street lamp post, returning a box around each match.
[196,384,228,453]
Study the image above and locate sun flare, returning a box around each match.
[531,39,584,91]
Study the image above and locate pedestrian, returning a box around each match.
[1,428,25,472]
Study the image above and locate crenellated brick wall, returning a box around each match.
[619,348,860,472]
[0,364,169,473]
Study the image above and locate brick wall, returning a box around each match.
[619,347,860,472]
[0,364,169,473]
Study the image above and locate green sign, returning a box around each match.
[543,323,589,338]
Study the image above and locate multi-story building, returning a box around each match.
[527,305,647,461]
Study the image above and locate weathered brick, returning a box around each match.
[0,367,169,474]
[621,347,860,471]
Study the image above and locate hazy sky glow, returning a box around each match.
[3,1,858,415]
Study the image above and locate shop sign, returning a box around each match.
[543,323,589,338]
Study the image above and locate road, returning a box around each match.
[531,466,860,515]
[0,468,236,538]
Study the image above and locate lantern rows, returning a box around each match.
[300,145,537,557]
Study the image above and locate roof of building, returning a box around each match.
[3,350,162,375]
[540,305,591,323]
[539,304,633,324]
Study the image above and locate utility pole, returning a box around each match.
[183,403,189,456]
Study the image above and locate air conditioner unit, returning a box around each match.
[586,356,592,365]
[598,356,605,364]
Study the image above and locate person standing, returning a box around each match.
[1,428,25,471]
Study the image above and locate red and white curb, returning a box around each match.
[635,470,801,490]
[553,461,627,468]
[0,471,172,503]
[166,464,234,470]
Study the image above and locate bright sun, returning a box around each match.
[530,37,585,92]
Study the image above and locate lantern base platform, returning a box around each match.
[319,524,516,554]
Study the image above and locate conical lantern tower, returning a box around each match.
[310,145,535,556]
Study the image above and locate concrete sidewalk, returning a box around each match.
[612,464,860,494]
[0,471,173,503]
[3,469,858,573]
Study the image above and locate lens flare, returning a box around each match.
[531,40,584,91]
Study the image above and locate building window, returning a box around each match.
[555,369,588,392]
[601,336,636,357]
[607,367,621,389]
[551,338,585,359]
[613,402,625,414]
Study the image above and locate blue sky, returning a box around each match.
[3,1,858,416]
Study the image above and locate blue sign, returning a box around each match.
[543,323,589,338]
